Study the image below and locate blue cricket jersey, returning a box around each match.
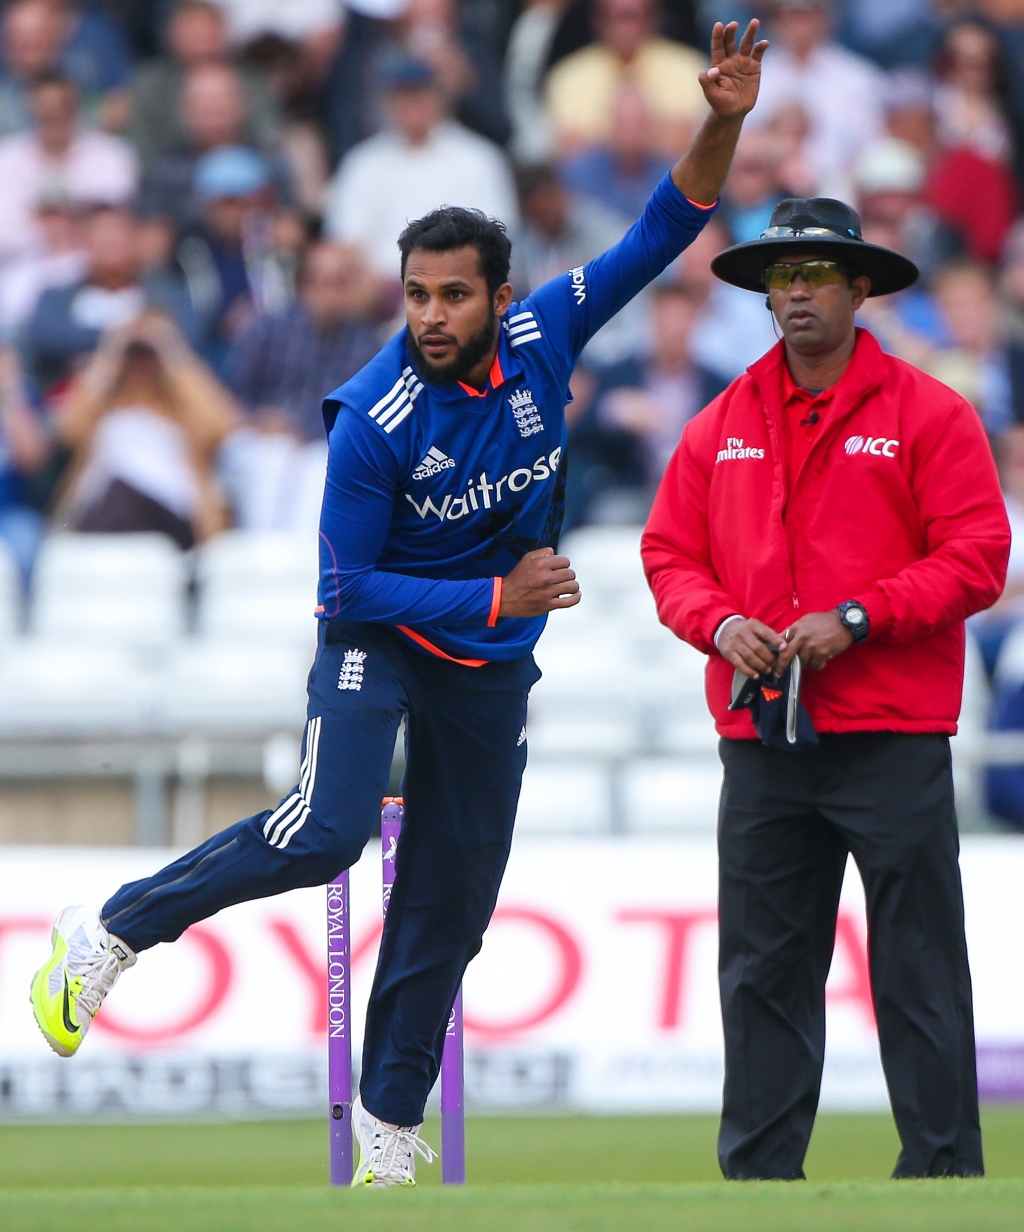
[318,174,715,663]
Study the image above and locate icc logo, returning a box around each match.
[845,435,898,457]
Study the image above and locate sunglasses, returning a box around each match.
[763,260,848,291]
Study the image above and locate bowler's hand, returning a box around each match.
[717,618,786,679]
[776,611,854,673]
[700,20,769,119]
[499,547,580,617]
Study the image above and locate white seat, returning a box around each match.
[196,531,319,644]
[515,761,610,833]
[623,758,723,832]
[196,530,318,586]
[994,621,1024,688]
[0,538,21,639]
[559,526,646,619]
[159,638,311,735]
[0,637,158,736]
[197,582,319,644]
[30,533,186,645]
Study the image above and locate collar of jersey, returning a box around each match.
[404,323,523,405]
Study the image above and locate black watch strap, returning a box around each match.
[837,600,869,643]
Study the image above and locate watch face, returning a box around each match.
[847,608,864,625]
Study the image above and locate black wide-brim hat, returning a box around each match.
[711,197,919,298]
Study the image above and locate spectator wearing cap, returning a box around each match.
[323,57,517,279]
[853,137,958,366]
[386,0,509,146]
[0,74,136,265]
[643,195,1005,1181]
[0,188,86,336]
[138,60,292,228]
[718,130,785,245]
[544,0,707,157]
[21,205,194,393]
[753,0,884,199]
[171,145,286,371]
[130,1,283,170]
[854,138,959,286]
[559,83,671,225]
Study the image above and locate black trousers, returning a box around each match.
[717,734,983,1180]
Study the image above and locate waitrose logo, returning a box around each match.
[404,448,562,522]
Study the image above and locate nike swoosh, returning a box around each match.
[62,976,80,1035]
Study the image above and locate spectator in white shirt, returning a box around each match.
[0,74,136,264]
[753,0,885,199]
[323,57,517,279]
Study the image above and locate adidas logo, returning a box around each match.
[412,445,456,481]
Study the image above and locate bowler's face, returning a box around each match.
[403,246,511,378]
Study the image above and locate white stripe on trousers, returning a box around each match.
[264,716,322,849]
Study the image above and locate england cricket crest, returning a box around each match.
[509,387,543,438]
[337,649,367,691]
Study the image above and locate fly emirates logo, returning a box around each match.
[404,447,562,522]
[716,437,765,463]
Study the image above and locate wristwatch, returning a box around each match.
[837,600,870,643]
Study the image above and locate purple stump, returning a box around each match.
[441,989,466,1184]
[380,799,465,1184]
[327,870,353,1185]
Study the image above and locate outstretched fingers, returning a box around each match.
[721,20,738,60]
[737,18,760,57]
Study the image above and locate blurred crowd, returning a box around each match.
[1,4,1024,607]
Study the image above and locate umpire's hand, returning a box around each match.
[776,611,854,673]
[717,618,786,679]
[500,548,581,617]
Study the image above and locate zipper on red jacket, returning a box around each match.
[792,593,799,607]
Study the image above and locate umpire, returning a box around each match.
[642,198,1011,1179]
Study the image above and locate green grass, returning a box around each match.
[0,1111,1022,1230]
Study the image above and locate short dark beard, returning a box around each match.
[408,309,498,387]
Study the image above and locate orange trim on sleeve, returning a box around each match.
[396,626,488,667]
[687,196,718,210]
[487,577,502,627]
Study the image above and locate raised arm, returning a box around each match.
[525,19,768,365]
[672,20,769,207]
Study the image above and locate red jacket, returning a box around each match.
[641,329,1010,738]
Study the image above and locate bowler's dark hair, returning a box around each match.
[398,207,512,298]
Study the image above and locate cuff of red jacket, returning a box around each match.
[704,604,745,653]
[487,577,503,627]
[854,587,894,640]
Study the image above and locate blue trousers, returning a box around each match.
[102,621,539,1124]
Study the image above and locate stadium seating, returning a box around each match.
[195,531,319,645]
[0,638,159,737]
[0,539,20,640]
[29,534,187,646]
[158,638,311,736]
[0,527,997,836]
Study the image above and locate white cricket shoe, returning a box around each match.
[30,905,136,1057]
[351,1094,437,1186]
